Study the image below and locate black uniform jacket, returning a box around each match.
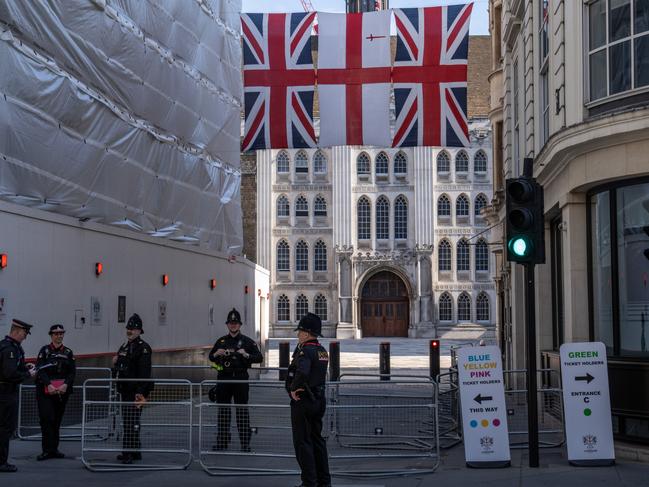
[0,336,31,392]
[286,339,329,397]
[113,338,153,397]
[35,343,76,394]
[209,333,263,376]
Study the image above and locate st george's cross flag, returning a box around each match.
[317,11,392,148]
[392,4,473,148]
[241,12,317,151]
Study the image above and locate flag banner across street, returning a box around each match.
[241,5,472,150]
[560,342,615,466]
[457,345,511,468]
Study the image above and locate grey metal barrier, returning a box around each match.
[198,378,440,477]
[436,368,461,449]
[18,367,113,441]
[503,369,565,448]
[81,378,193,472]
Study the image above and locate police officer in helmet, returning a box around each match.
[0,319,36,472]
[286,313,331,487]
[208,308,263,452]
[35,324,76,461]
[112,313,153,464]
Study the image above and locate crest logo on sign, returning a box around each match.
[480,436,494,453]
[582,434,597,450]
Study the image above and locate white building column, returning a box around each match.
[256,150,273,270]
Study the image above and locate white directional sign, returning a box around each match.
[457,346,510,467]
[560,342,615,466]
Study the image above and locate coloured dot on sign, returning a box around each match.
[584,408,592,417]
[470,420,478,428]
[493,419,501,427]
[481,419,489,427]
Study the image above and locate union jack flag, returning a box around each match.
[392,4,473,148]
[241,12,316,151]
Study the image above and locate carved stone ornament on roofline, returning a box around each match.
[415,244,434,254]
[334,244,354,255]
[352,249,417,266]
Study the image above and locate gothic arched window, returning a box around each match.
[277,240,290,272]
[314,150,327,174]
[276,195,289,218]
[296,294,309,320]
[376,196,389,240]
[476,239,489,272]
[375,152,389,175]
[457,239,470,271]
[474,150,487,173]
[458,292,471,321]
[277,294,290,321]
[357,152,370,176]
[314,294,328,321]
[314,240,327,272]
[295,195,309,217]
[295,240,308,272]
[438,194,451,217]
[394,151,407,175]
[357,196,371,240]
[456,150,469,173]
[477,292,490,321]
[475,193,488,217]
[276,151,290,174]
[295,150,308,174]
[314,195,327,217]
[394,195,408,239]
[439,292,452,321]
[438,239,451,272]
[456,194,470,217]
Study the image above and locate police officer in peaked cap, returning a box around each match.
[208,308,263,452]
[112,313,153,464]
[35,324,76,461]
[0,319,36,472]
[285,313,331,487]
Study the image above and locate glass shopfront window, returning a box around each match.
[590,179,649,358]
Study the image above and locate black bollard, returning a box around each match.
[329,341,340,382]
[429,339,440,380]
[379,342,390,381]
[279,341,290,381]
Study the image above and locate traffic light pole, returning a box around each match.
[525,262,539,468]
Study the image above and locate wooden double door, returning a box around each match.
[360,271,409,337]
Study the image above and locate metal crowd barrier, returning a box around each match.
[198,378,440,477]
[436,368,461,449]
[81,378,193,472]
[18,367,113,441]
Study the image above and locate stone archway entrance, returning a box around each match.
[360,270,409,337]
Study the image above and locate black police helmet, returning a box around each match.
[126,313,143,333]
[294,312,322,337]
[225,308,242,325]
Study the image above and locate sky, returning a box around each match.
[241,0,490,35]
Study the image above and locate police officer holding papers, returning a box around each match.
[209,308,263,452]
[112,313,153,464]
[285,312,331,487]
[0,319,36,473]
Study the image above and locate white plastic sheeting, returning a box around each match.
[0,0,243,253]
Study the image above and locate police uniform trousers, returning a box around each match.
[290,395,331,487]
[120,392,143,455]
[36,388,69,454]
[0,388,18,465]
[215,373,251,450]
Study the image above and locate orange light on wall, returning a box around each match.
[95,262,103,276]
[162,274,169,286]
[0,254,7,269]
[244,285,249,294]
[210,278,217,290]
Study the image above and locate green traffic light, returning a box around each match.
[512,238,527,256]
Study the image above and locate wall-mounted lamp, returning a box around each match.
[0,254,7,269]
[162,274,169,286]
[210,278,217,290]
[95,262,103,276]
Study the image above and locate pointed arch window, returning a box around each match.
[439,292,452,321]
[277,294,290,321]
[277,195,290,218]
[438,195,451,217]
[477,292,490,321]
[376,196,390,240]
[295,195,309,217]
[456,150,469,173]
[295,240,308,272]
[296,294,309,321]
[375,152,389,175]
[457,239,470,271]
[357,196,371,240]
[437,151,450,174]
[314,294,328,321]
[295,150,308,174]
[394,151,407,175]
[476,239,489,272]
[314,150,327,174]
[314,240,327,272]
[314,195,327,217]
[475,194,488,217]
[474,150,487,173]
[357,152,370,176]
[438,239,451,272]
[276,151,290,174]
[458,293,471,321]
[394,195,408,239]
[277,240,290,272]
[456,194,470,217]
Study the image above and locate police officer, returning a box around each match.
[35,324,76,460]
[285,313,331,487]
[208,308,263,451]
[112,313,153,464]
[0,319,36,473]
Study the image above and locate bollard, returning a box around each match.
[329,341,340,382]
[279,341,290,381]
[429,339,440,380]
[379,342,390,381]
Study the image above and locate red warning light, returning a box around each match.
[95,262,103,276]
[210,278,217,290]
[162,274,169,286]
[244,285,249,294]
[431,340,440,348]
[0,254,7,269]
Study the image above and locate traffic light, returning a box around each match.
[506,177,545,264]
